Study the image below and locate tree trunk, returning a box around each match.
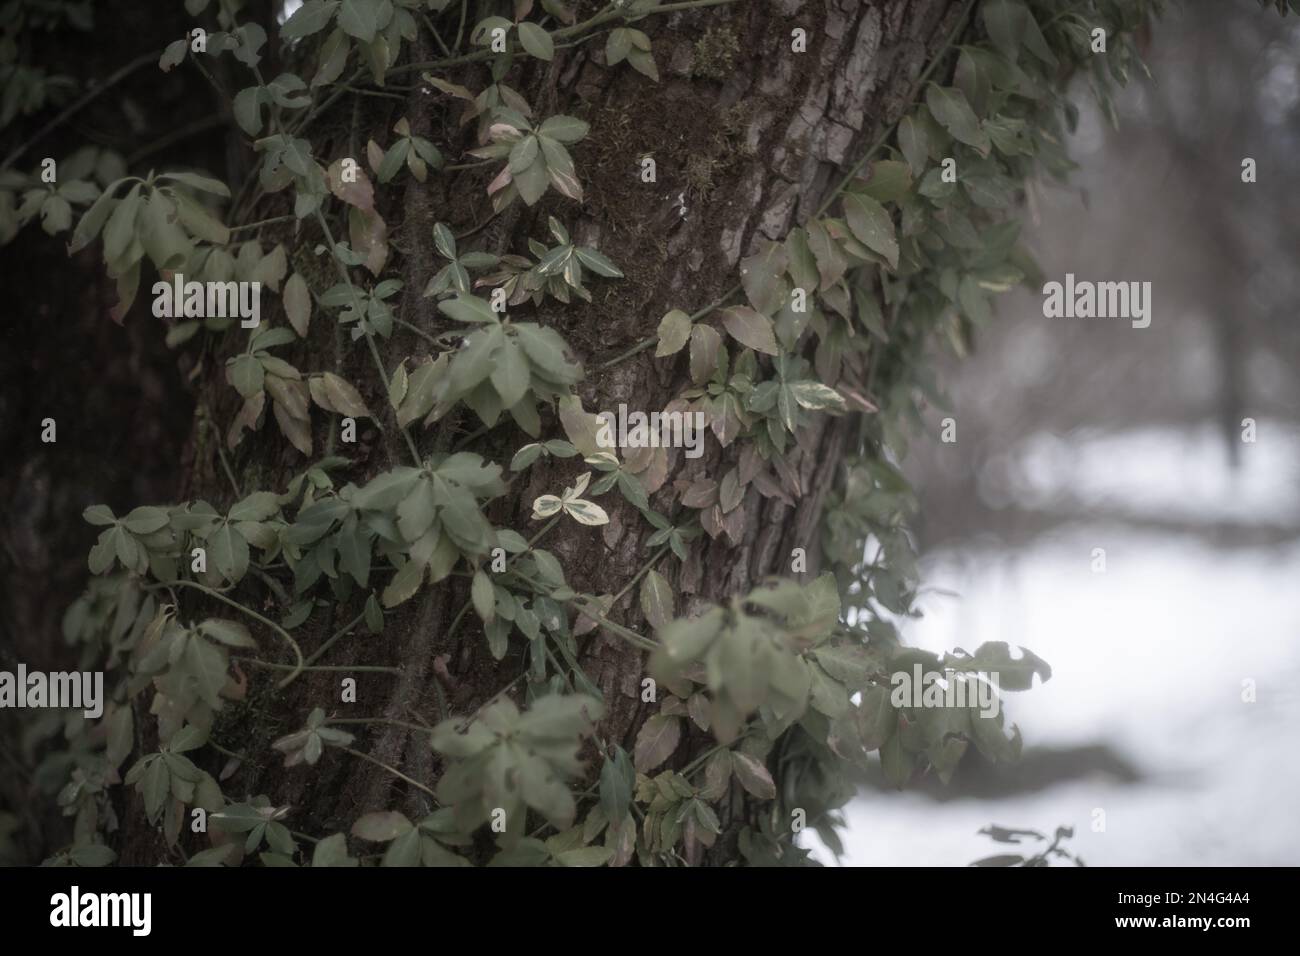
[6,0,966,865]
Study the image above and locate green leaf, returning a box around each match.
[739,242,789,315]
[185,634,229,708]
[382,558,424,608]
[471,569,495,624]
[160,171,231,197]
[83,504,116,526]
[68,183,120,254]
[857,684,895,751]
[627,47,658,81]
[788,381,846,411]
[208,521,249,583]
[439,294,499,324]
[513,323,579,382]
[337,0,379,42]
[283,272,311,337]
[843,193,899,270]
[514,158,549,205]
[538,115,589,144]
[880,731,913,787]
[511,443,543,471]
[632,714,681,773]
[599,746,634,824]
[658,608,724,665]
[337,524,371,587]
[508,135,540,174]
[311,371,371,418]
[40,195,72,234]
[169,190,228,244]
[944,641,1051,691]
[517,22,554,61]
[159,38,188,72]
[432,221,456,260]
[858,160,912,203]
[606,28,633,65]
[981,0,1024,61]
[122,505,169,534]
[198,619,256,648]
[783,227,818,295]
[490,336,529,409]
[396,479,436,541]
[378,138,410,184]
[102,182,142,263]
[897,114,929,176]
[364,593,384,633]
[233,86,266,137]
[555,846,613,867]
[655,309,692,357]
[719,306,778,355]
[730,751,776,799]
[312,832,358,867]
[352,811,413,841]
[282,0,339,39]
[924,85,990,153]
[228,353,265,398]
[812,643,876,686]
[143,757,169,822]
[573,246,622,278]
[639,570,674,631]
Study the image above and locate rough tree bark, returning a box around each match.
[2,0,966,864]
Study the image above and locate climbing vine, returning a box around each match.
[8,0,1288,868]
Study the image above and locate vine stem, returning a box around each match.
[147,580,305,687]
[236,659,400,675]
[310,208,423,466]
[514,569,662,653]
[392,315,443,345]
[328,717,429,733]
[453,0,468,51]
[340,746,437,800]
[569,600,659,652]
[610,544,671,606]
[450,421,494,451]
[595,286,740,371]
[813,0,978,219]
[208,739,253,763]
[303,607,370,667]
[228,215,297,234]
[681,728,752,778]
[419,12,453,57]
[201,403,242,497]
[453,673,526,733]
[1,49,160,170]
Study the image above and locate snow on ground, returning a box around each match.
[807,424,1300,865]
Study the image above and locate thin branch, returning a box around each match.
[340,746,437,801]
[152,580,305,687]
[2,49,160,170]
